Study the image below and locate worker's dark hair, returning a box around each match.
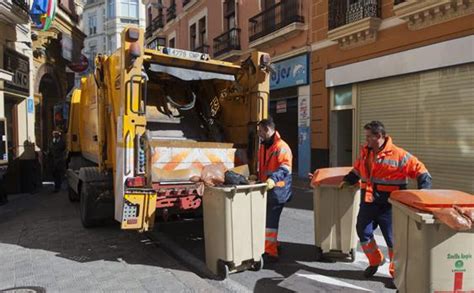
[257,117,275,130]
[364,120,386,136]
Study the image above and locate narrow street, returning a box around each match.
[153,180,397,292]
[0,186,227,292]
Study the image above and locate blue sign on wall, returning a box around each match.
[27,97,34,114]
[270,54,309,90]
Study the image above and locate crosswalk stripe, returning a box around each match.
[296,272,373,291]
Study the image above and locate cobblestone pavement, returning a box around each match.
[0,187,226,293]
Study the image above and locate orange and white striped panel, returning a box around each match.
[151,147,236,181]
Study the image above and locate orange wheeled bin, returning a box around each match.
[311,167,360,261]
[389,189,474,293]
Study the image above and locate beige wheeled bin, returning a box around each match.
[310,167,360,261]
[390,189,474,293]
[203,183,267,279]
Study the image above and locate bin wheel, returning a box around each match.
[68,187,80,202]
[350,249,356,262]
[251,258,264,271]
[217,260,229,280]
[315,246,323,261]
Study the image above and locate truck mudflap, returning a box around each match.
[121,190,157,232]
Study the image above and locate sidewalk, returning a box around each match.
[0,187,225,292]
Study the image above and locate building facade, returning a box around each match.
[311,0,474,192]
[32,0,86,152]
[0,0,36,162]
[144,0,312,177]
[82,0,146,59]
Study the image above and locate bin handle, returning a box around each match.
[229,183,268,196]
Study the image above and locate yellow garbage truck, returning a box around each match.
[66,26,271,231]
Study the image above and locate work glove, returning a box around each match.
[338,181,349,189]
[266,178,276,190]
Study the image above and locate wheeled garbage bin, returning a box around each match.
[390,189,474,293]
[203,183,267,279]
[311,167,360,261]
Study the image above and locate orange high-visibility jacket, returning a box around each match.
[344,136,431,203]
[258,131,293,203]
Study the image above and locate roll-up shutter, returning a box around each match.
[357,63,474,193]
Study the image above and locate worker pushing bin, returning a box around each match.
[389,189,474,292]
[203,183,267,279]
[310,167,360,261]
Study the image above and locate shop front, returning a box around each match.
[269,53,310,178]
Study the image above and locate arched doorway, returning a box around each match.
[37,73,61,151]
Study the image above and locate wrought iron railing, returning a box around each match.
[213,28,240,57]
[12,0,29,12]
[328,0,381,30]
[194,44,210,54]
[248,0,304,42]
[167,3,176,22]
[145,15,164,38]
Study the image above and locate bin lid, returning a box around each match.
[391,189,474,212]
[310,167,352,187]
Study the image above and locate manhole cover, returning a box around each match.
[1,286,46,293]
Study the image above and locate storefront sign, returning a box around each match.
[276,100,287,113]
[3,49,29,95]
[270,54,308,90]
[61,34,73,61]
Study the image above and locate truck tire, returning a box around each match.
[80,181,101,228]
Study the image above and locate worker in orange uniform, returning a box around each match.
[257,117,293,263]
[340,121,431,281]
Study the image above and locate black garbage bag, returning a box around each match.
[224,170,249,185]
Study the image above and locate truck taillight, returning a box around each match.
[126,176,146,188]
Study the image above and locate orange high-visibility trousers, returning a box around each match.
[361,238,384,267]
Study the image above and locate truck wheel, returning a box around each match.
[68,187,80,202]
[80,182,101,228]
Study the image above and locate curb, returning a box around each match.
[146,231,251,293]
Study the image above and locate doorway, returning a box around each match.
[270,97,298,173]
[330,109,353,167]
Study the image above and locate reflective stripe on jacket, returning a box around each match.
[345,136,431,204]
[258,131,293,203]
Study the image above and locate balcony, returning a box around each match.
[167,3,176,23]
[213,28,241,60]
[0,0,30,24]
[248,0,305,49]
[194,44,210,54]
[327,0,382,49]
[145,15,164,39]
[393,0,474,30]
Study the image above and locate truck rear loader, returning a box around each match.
[66,26,271,231]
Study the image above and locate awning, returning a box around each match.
[149,64,235,81]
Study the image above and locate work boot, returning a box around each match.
[262,253,279,263]
[364,258,386,278]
